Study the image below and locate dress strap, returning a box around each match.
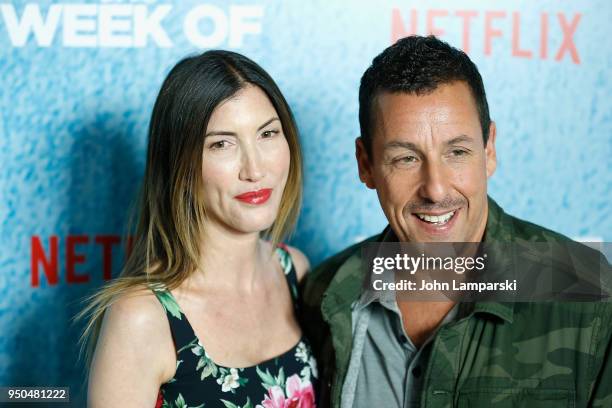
[149,284,200,381]
[275,243,299,305]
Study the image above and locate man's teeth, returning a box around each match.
[416,211,455,224]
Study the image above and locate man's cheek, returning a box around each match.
[384,186,407,208]
[457,167,485,193]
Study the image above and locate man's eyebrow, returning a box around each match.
[384,141,419,150]
[205,117,280,138]
[383,135,475,150]
[446,135,474,145]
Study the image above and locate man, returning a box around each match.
[301,36,611,408]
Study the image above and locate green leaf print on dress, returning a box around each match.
[275,248,298,299]
[275,247,292,275]
[177,338,219,380]
[162,392,205,408]
[221,396,253,408]
[256,366,286,390]
[150,284,183,320]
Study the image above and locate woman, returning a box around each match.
[79,50,317,408]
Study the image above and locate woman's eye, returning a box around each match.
[210,140,227,149]
[261,130,279,138]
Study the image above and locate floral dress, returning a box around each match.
[151,244,318,408]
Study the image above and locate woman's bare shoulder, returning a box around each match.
[90,288,176,400]
[88,284,176,406]
[93,285,175,378]
[105,286,167,329]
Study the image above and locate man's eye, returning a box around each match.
[451,149,468,156]
[394,156,417,163]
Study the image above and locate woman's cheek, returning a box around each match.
[269,138,291,175]
[203,150,242,172]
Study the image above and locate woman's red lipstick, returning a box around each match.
[234,188,272,205]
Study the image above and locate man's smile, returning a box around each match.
[414,210,456,225]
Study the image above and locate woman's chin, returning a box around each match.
[230,218,277,236]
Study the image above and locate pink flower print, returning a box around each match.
[257,385,286,408]
[285,374,315,408]
[257,375,315,408]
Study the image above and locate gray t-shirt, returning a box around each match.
[341,295,458,408]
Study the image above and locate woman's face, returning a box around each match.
[200,85,290,236]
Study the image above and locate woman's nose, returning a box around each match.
[238,146,265,182]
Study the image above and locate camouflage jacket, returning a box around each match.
[300,197,612,407]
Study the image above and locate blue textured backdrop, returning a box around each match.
[0,0,610,405]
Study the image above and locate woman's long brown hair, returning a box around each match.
[75,50,303,371]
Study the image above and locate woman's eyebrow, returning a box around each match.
[205,117,280,138]
[204,130,236,138]
[257,117,280,131]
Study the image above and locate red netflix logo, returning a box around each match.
[31,235,131,287]
[391,9,582,64]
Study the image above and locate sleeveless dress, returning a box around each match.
[151,244,318,408]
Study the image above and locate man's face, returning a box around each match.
[356,81,497,243]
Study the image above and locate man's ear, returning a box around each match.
[485,121,497,178]
[356,137,376,189]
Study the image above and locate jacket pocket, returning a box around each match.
[457,387,575,408]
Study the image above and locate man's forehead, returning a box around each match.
[373,83,478,116]
[371,84,481,139]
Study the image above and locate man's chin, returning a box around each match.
[410,234,457,243]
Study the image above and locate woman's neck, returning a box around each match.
[189,222,275,295]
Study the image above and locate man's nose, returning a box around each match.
[417,159,449,203]
[238,145,265,182]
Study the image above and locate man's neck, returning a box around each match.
[396,299,455,348]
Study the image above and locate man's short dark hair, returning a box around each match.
[359,35,491,155]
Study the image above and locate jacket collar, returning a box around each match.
[321,196,516,324]
[472,302,514,323]
[321,247,369,321]
[320,228,390,320]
